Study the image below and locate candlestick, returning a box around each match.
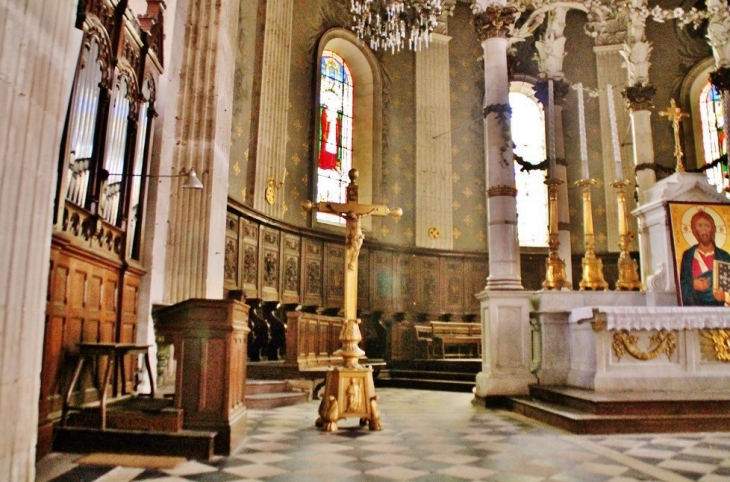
[576,83,589,180]
[548,79,556,179]
[542,178,571,291]
[575,179,608,290]
[606,84,623,181]
[610,179,644,291]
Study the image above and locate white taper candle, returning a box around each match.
[548,79,556,179]
[606,84,623,181]
[576,83,589,180]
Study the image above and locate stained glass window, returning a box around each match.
[510,91,549,247]
[699,82,727,191]
[317,50,354,225]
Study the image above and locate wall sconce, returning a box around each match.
[265,168,287,205]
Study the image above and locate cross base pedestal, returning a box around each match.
[316,366,382,432]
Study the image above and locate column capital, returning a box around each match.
[434,0,456,35]
[622,83,656,111]
[534,79,571,106]
[472,6,520,41]
[710,67,730,91]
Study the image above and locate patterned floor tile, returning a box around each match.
[36,389,730,482]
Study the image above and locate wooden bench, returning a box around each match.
[413,322,481,359]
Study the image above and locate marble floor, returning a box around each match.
[37,388,730,482]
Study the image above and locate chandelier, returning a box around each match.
[350,0,443,53]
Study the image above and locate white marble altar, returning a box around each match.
[532,172,730,395]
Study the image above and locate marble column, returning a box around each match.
[620,0,657,198]
[251,0,293,219]
[0,1,81,479]
[164,0,241,302]
[416,27,454,249]
[472,1,535,399]
[474,2,522,290]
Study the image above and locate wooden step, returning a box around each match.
[53,426,216,460]
[65,397,183,432]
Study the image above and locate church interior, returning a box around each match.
[2,0,730,480]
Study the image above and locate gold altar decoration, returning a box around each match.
[612,330,676,361]
[302,169,401,432]
[542,178,571,290]
[576,179,608,290]
[611,180,644,291]
[700,329,730,362]
[659,99,689,173]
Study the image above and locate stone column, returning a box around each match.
[534,6,572,281]
[415,2,455,249]
[472,1,535,399]
[251,0,294,219]
[164,0,241,302]
[474,2,522,290]
[620,0,657,198]
[0,1,81,479]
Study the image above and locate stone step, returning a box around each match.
[508,395,730,434]
[245,379,291,396]
[505,385,730,434]
[246,391,308,409]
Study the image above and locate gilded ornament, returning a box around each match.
[612,330,676,361]
[700,329,730,362]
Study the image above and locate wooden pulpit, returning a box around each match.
[153,298,249,455]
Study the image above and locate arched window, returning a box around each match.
[699,81,727,190]
[509,88,549,247]
[313,30,383,231]
[317,50,354,225]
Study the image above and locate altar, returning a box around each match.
[531,172,730,395]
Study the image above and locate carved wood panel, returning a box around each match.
[417,256,440,316]
[466,260,488,315]
[395,253,417,313]
[282,234,301,303]
[371,250,394,313]
[442,258,465,314]
[324,244,344,310]
[302,238,323,307]
[260,227,280,301]
[224,213,239,289]
[357,248,370,312]
[241,218,259,298]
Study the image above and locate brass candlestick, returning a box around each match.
[576,179,608,290]
[610,180,644,291]
[542,178,571,290]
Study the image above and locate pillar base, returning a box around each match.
[474,290,536,398]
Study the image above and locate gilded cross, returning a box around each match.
[659,98,689,173]
[301,169,401,368]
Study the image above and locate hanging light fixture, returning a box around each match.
[350,0,443,53]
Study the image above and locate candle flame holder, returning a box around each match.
[542,178,571,291]
[576,179,608,290]
[610,180,644,291]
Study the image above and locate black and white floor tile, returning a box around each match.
[37,389,730,482]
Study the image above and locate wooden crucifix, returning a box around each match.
[302,168,401,432]
[659,98,689,173]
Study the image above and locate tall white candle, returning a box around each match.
[576,83,589,180]
[606,84,623,181]
[548,79,556,179]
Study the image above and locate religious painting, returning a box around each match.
[667,202,730,306]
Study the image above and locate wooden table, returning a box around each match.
[62,342,154,430]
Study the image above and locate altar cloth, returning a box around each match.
[570,306,730,331]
